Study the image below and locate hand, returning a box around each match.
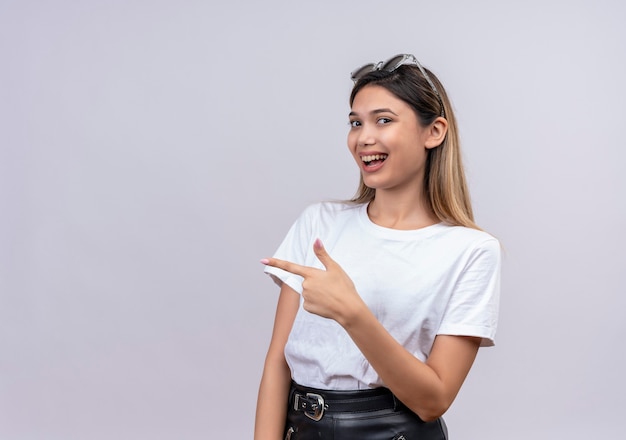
[261,239,364,324]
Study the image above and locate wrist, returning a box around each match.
[337,298,370,330]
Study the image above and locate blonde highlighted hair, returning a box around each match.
[349,64,479,230]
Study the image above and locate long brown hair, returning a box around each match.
[349,64,479,230]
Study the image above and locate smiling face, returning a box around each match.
[348,85,439,197]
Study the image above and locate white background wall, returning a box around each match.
[1,0,625,438]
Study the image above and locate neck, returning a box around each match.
[367,188,439,230]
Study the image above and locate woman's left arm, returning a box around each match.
[341,309,480,422]
[262,239,483,422]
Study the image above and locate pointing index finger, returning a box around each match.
[261,257,311,277]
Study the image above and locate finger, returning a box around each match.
[313,238,335,269]
[260,257,310,277]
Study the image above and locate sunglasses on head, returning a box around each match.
[350,54,445,117]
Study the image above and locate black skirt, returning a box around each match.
[284,382,448,440]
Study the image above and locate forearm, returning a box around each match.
[339,303,478,421]
[254,354,291,440]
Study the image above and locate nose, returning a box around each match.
[356,124,376,148]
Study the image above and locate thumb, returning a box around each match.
[313,238,334,269]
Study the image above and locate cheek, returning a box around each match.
[347,132,358,152]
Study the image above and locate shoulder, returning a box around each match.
[438,224,498,245]
[299,200,363,222]
[435,225,501,261]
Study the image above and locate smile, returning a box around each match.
[361,154,388,165]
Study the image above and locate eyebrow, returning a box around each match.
[349,108,399,117]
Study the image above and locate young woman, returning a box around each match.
[255,54,500,440]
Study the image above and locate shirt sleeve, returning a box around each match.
[437,237,501,347]
[263,204,318,295]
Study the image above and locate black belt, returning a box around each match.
[290,382,398,421]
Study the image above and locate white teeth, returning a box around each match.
[362,154,388,162]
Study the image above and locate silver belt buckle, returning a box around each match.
[294,392,325,421]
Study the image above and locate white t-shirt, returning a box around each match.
[264,201,501,390]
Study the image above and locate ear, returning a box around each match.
[424,117,448,149]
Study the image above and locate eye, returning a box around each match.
[377,117,392,125]
[349,120,361,127]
